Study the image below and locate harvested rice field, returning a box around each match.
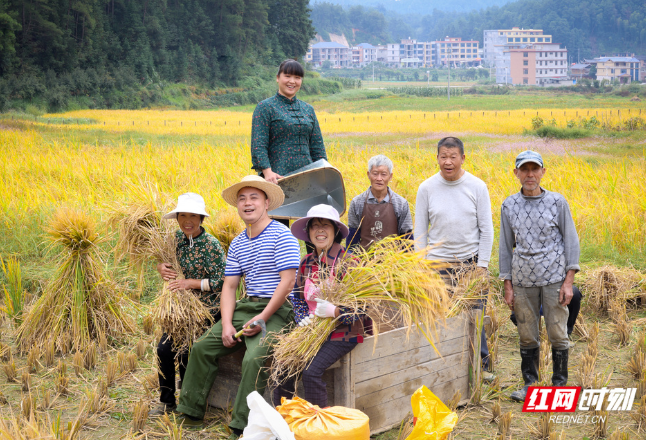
[1,96,646,439]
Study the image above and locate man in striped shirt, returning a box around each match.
[176,176,300,438]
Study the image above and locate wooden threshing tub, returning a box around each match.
[208,311,477,435]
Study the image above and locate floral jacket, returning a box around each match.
[292,243,371,343]
[175,228,226,308]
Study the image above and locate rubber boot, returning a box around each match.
[552,348,569,386]
[511,347,540,402]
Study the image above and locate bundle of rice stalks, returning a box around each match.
[142,372,159,396]
[582,265,646,314]
[98,332,108,354]
[573,314,590,341]
[614,317,632,347]
[110,184,167,276]
[105,359,119,386]
[73,351,84,376]
[628,347,646,379]
[203,208,244,253]
[270,238,449,383]
[21,393,35,419]
[445,264,491,317]
[84,343,97,370]
[149,228,214,354]
[549,431,566,440]
[16,209,136,353]
[39,389,54,410]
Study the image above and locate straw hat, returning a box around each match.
[221,175,285,212]
[163,193,210,220]
[291,204,349,242]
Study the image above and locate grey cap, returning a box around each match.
[515,150,544,169]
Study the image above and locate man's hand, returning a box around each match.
[241,315,265,337]
[504,280,514,311]
[298,314,315,327]
[559,282,574,306]
[222,323,240,348]
[157,263,177,281]
[168,279,193,292]
[262,168,283,185]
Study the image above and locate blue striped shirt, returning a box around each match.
[225,220,301,298]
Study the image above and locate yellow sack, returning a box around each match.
[277,396,370,440]
[406,386,458,440]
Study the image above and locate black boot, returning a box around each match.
[511,347,540,402]
[552,348,569,386]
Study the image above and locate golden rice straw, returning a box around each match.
[582,265,646,314]
[16,208,136,353]
[271,237,449,383]
[148,223,214,354]
[444,263,492,317]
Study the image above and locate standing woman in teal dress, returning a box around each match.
[251,59,328,193]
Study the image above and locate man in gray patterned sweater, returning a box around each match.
[499,150,580,402]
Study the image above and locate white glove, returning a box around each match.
[314,298,337,319]
[298,314,314,327]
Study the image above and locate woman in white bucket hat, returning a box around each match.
[273,204,371,408]
[150,192,227,417]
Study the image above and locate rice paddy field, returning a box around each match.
[1,92,646,439]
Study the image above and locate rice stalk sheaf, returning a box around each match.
[271,237,452,384]
[16,208,136,353]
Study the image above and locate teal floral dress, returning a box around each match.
[175,228,226,307]
[251,93,327,176]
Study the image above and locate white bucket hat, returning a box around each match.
[221,175,285,212]
[291,204,349,242]
[163,193,210,220]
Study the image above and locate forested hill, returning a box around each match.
[422,0,646,59]
[313,0,513,14]
[313,0,646,58]
[0,0,314,107]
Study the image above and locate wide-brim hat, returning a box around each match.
[163,192,210,219]
[221,175,285,212]
[291,204,349,242]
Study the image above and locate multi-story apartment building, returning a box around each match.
[508,43,568,85]
[351,43,378,67]
[308,42,351,67]
[484,27,555,83]
[432,37,479,66]
[592,57,640,83]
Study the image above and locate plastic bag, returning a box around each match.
[242,391,296,440]
[406,386,458,440]
[277,396,370,440]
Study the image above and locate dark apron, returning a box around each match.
[359,190,398,249]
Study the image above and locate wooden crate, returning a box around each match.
[208,311,476,435]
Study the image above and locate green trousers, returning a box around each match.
[176,298,293,430]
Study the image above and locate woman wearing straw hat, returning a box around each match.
[176,176,300,438]
[251,59,327,186]
[272,204,371,408]
[149,192,226,417]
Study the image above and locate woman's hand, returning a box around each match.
[298,314,315,327]
[157,263,178,281]
[313,298,337,318]
[262,168,283,184]
[168,279,193,292]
